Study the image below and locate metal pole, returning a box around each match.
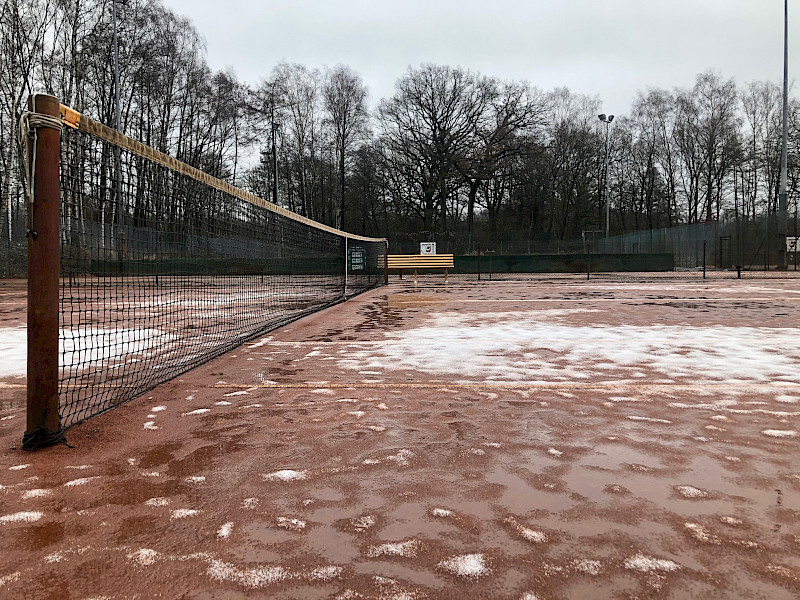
[344,237,348,297]
[736,166,741,275]
[703,240,706,280]
[112,0,123,252]
[604,121,611,237]
[765,209,769,271]
[778,0,789,268]
[271,100,279,206]
[112,0,121,134]
[24,94,62,449]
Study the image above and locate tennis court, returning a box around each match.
[2,273,800,599]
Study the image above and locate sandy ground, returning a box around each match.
[2,273,800,599]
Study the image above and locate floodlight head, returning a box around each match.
[608,115,615,122]
[598,114,607,121]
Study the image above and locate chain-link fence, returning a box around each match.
[1,195,27,278]
[597,216,796,270]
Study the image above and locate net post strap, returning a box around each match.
[18,111,64,208]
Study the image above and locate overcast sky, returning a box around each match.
[161,0,796,114]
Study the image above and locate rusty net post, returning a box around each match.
[23,94,64,450]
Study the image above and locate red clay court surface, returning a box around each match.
[2,273,800,599]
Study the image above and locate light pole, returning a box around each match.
[599,114,614,237]
[112,0,121,135]
[778,0,789,269]
[112,0,123,251]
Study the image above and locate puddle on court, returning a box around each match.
[486,464,575,513]
[581,443,666,472]
[388,294,446,310]
[353,561,446,589]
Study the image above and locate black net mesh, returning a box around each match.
[58,126,385,428]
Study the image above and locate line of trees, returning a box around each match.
[2,0,799,257]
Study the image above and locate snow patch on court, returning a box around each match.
[217,522,234,539]
[60,328,175,369]
[64,477,100,487]
[385,449,414,467]
[762,429,797,438]
[276,517,306,531]
[0,327,26,377]
[776,395,799,404]
[309,566,342,581]
[685,522,720,544]
[145,497,170,507]
[351,515,377,531]
[367,539,421,558]
[9,464,29,471]
[438,553,489,578]
[170,509,199,519]
[506,517,548,543]
[675,485,709,499]
[0,572,21,586]
[336,312,800,383]
[207,560,290,587]
[0,511,43,524]
[21,489,51,499]
[128,548,160,566]
[573,559,603,575]
[627,416,672,424]
[182,408,211,416]
[263,469,307,482]
[624,554,680,573]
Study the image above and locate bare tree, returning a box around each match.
[323,65,368,229]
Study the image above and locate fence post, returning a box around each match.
[703,240,706,280]
[23,94,63,450]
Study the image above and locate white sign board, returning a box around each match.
[420,242,436,255]
[788,237,799,252]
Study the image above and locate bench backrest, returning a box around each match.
[387,254,454,269]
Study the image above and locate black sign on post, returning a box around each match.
[348,245,366,271]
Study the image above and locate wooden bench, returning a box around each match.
[387,254,454,283]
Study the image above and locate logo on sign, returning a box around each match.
[420,242,436,255]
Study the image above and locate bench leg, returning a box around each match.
[414,268,418,284]
[445,269,448,284]
[399,269,402,280]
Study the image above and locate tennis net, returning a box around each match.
[21,95,386,448]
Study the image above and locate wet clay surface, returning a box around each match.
[2,274,800,599]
